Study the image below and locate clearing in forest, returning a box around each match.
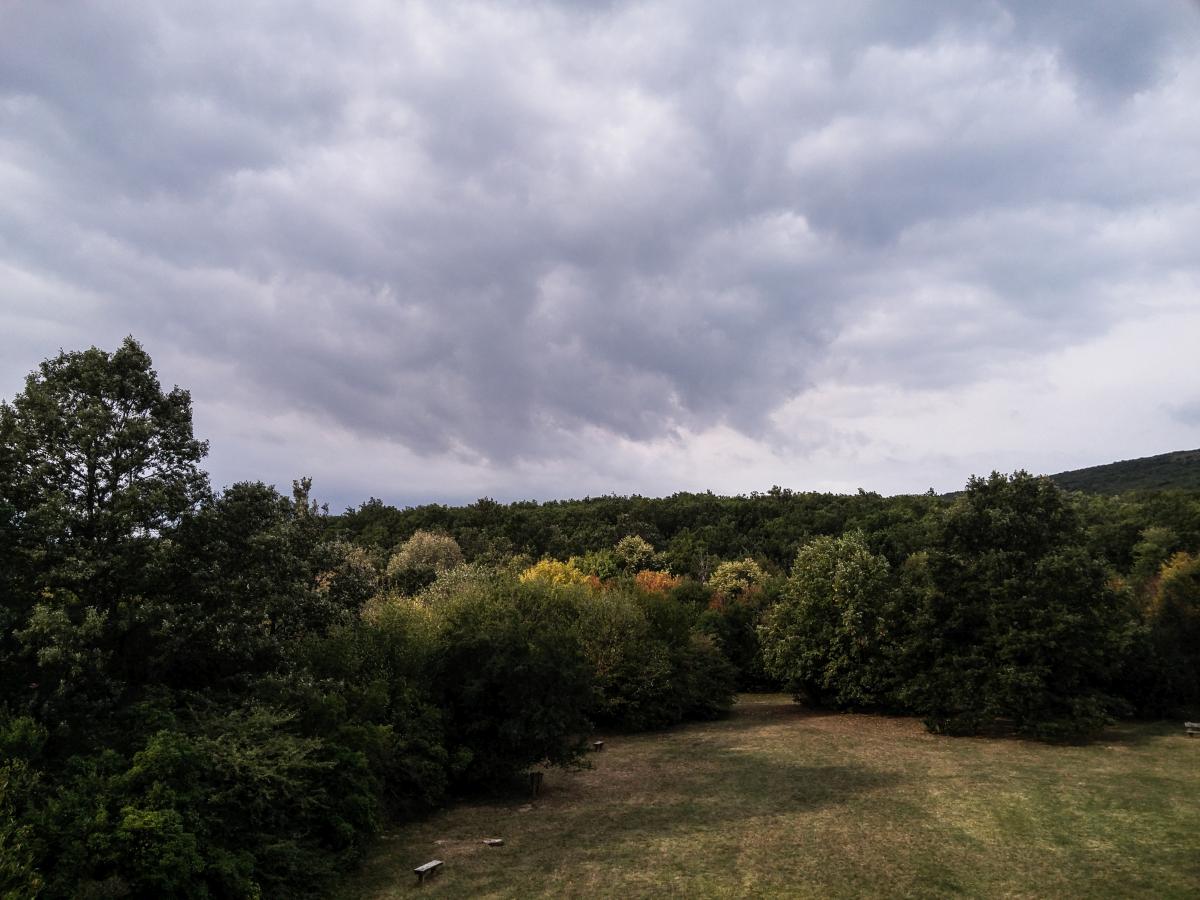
[341,694,1200,898]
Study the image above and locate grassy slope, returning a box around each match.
[341,696,1200,899]
[1048,449,1200,494]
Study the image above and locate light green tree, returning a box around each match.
[707,558,765,601]
[386,530,464,593]
[759,532,891,707]
[613,535,656,573]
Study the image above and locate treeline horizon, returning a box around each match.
[316,440,1200,522]
[2,338,1198,898]
[331,478,1200,580]
[330,471,1200,724]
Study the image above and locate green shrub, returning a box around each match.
[286,606,450,818]
[386,531,464,594]
[429,577,594,786]
[575,590,679,730]
[1135,551,1200,716]
[0,761,43,898]
[576,587,736,729]
[678,634,737,720]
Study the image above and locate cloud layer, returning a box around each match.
[2,1,1198,506]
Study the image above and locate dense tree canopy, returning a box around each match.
[2,338,1198,895]
[0,340,744,897]
[901,472,1131,738]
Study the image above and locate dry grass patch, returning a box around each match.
[340,695,1200,899]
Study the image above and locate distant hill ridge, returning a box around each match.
[1047,448,1200,494]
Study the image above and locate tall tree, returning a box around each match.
[0,337,208,599]
[903,472,1131,738]
[0,338,209,724]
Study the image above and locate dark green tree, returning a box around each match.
[430,578,594,786]
[902,472,1132,739]
[0,337,208,601]
[1,338,209,729]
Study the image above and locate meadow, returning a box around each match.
[343,695,1200,899]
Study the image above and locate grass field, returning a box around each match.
[340,695,1200,898]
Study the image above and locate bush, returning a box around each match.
[285,604,450,819]
[0,761,42,898]
[429,578,594,787]
[20,706,380,899]
[576,587,736,729]
[696,593,777,692]
[678,634,737,720]
[575,591,680,730]
[1137,551,1200,716]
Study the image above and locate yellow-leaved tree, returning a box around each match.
[518,558,590,586]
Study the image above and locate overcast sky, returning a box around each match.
[3,1,1199,509]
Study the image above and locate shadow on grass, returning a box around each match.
[526,748,904,854]
[1096,719,1192,747]
[344,698,1200,899]
[735,694,1189,749]
[603,761,896,829]
[343,749,904,897]
[464,698,827,806]
[701,694,849,726]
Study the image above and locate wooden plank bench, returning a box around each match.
[414,860,443,884]
[1186,721,1199,737]
[592,740,605,752]
[482,838,504,847]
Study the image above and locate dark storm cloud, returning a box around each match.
[2,1,1198,501]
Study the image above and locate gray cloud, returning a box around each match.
[2,1,1198,504]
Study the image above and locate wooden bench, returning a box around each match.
[592,740,605,752]
[1186,721,1199,737]
[482,838,504,847]
[414,860,443,884]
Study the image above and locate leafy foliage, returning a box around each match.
[428,578,594,785]
[574,588,736,731]
[633,570,682,595]
[759,532,892,707]
[901,473,1130,739]
[1137,551,1200,716]
[0,337,208,602]
[519,558,590,586]
[706,558,766,601]
[613,535,657,574]
[575,591,680,730]
[385,530,464,594]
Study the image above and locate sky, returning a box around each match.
[2,1,1199,510]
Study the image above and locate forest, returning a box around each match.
[2,339,1198,898]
